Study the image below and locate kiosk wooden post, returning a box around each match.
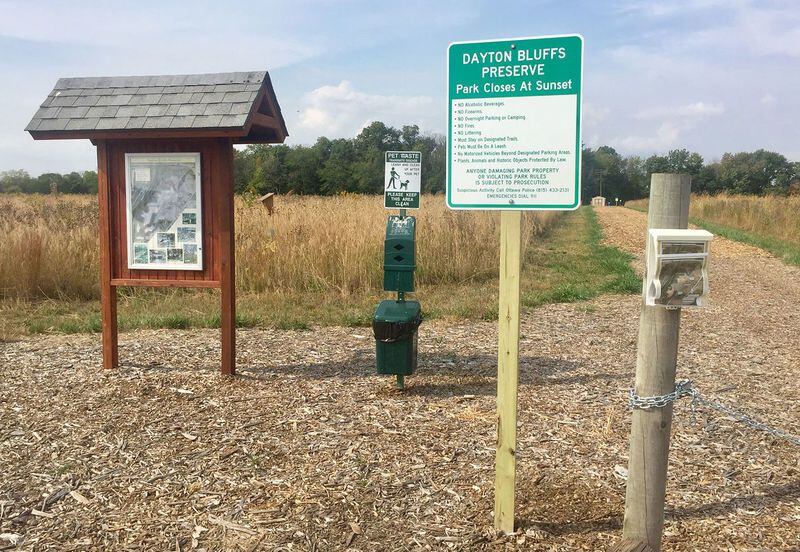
[494,210,522,534]
[615,174,691,552]
[218,141,236,376]
[97,140,118,370]
[26,71,288,376]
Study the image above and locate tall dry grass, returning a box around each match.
[0,194,560,300]
[626,193,800,246]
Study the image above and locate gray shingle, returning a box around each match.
[26,71,282,137]
[137,86,164,94]
[177,104,207,116]
[72,95,101,107]
[203,103,232,116]
[57,88,87,97]
[95,117,131,130]
[182,85,216,93]
[86,106,120,118]
[65,118,100,130]
[219,114,247,127]
[159,93,192,104]
[127,117,147,129]
[214,84,248,93]
[33,106,61,119]
[143,116,174,128]
[37,119,69,131]
[107,94,133,105]
[95,95,133,106]
[227,102,251,115]
[128,94,162,105]
[170,115,196,128]
[116,105,148,118]
[222,91,253,103]
[145,105,169,117]
[57,106,91,118]
[49,95,78,107]
[192,115,223,127]
[201,92,225,103]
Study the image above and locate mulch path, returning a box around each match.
[0,207,798,551]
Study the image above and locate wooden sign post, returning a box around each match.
[494,210,522,532]
[446,35,583,533]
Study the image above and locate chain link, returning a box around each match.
[628,379,695,410]
[628,379,800,447]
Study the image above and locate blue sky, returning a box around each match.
[1,0,798,174]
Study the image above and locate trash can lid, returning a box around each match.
[374,299,421,322]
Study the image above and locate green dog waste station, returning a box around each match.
[372,215,422,388]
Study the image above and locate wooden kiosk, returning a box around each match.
[26,71,288,375]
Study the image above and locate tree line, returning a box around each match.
[0,169,97,194]
[2,121,798,199]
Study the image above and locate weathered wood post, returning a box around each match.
[615,174,690,552]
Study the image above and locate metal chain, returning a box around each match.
[629,379,800,447]
[689,392,800,446]
[628,379,695,410]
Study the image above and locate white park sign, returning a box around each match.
[446,35,583,210]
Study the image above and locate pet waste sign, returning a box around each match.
[385,151,421,209]
[447,34,583,210]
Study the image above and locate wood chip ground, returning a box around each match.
[1,207,798,551]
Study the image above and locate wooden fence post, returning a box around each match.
[615,174,691,552]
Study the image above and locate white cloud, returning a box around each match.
[615,0,730,18]
[637,101,725,120]
[613,122,682,152]
[610,102,723,153]
[761,93,776,105]
[290,81,438,143]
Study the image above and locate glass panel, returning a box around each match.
[661,241,706,255]
[655,258,705,306]
[127,154,201,270]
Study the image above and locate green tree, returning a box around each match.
[0,170,34,193]
[666,149,703,175]
[717,150,794,195]
[318,138,356,194]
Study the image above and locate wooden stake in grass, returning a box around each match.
[615,174,691,552]
[494,210,522,534]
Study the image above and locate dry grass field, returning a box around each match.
[0,195,643,338]
[0,194,558,300]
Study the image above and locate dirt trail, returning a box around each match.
[0,208,798,551]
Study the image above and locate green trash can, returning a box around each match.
[372,299,422,376]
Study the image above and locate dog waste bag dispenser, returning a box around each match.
[373,215,422,387]
[383,216,416,292]
[645,229,713,307]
